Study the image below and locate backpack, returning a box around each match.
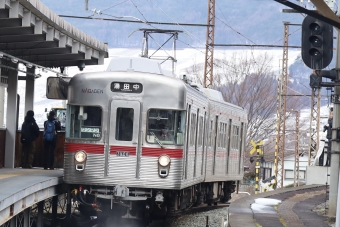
[21,122,33,144]
[44,120,56,141]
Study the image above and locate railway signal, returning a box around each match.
[309,69,337,88]
[301,15,333,70]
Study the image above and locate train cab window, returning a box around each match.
[66,105,102,139]
[147,109,185,145]
[115,108,134,141]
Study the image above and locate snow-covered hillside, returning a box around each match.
[12,48,307,128]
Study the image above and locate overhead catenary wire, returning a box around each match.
[215,6,256,45]
[147,0,204,42]
[215,17,258,45]
[72,0,306,93]
[58,15,211,27]
[146,0,264,77]
[87,0,129,16]
[129,0,148,22]
[270,27,302,46]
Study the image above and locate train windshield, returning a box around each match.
[147,109,185,145]
[66,105,102,139]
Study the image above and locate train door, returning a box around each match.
[108,100,141,179]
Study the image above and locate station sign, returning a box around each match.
[111,82,143,93]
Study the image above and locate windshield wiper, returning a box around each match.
[150,132,164,148]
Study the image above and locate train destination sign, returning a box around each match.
[81,127,101,138]
[111,82,143,93]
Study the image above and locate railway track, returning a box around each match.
[149,203,230,227]
[67,202,230,227]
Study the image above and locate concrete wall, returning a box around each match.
[306,165,330,185]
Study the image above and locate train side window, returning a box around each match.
[222,123,227,148]
[208,120,213,147]
[66,105,102,139]
[190,113,197,146]
[214,116,218,148]
[146,109,185,145]
[198,116,204,147]
[218,122,224,148]
[115,108,134,141]
[239,123,245,174]
[232,125,240,150]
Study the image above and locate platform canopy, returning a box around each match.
[0,0,108,69]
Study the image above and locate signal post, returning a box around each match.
[301,14,340,220]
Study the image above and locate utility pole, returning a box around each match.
[203,0,215,88]
[333,9,340,224]
[309,85,321,166]
[293,110,300,187]
[274,22,289,189]
[305,0,338,221]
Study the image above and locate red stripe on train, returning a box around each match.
[65,143,183,158]
[64,143,104,154]
[142,147,183,158]
[110,146,137,156]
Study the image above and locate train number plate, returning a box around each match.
[116,151,130,157]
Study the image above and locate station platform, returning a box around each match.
[0,168,64,225]
[228,184,332,227]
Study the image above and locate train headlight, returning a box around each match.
[75,150,87,162]
[158,155,170,167]
[158,155,170,177]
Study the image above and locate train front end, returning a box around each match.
[63,58,187,222]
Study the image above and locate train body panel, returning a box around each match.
[204,99,246,182]
[181,84,209,188]
[62,57,247,217]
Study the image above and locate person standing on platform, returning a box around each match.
[325,107,333,166]
[20,110,40,168]
[43,110,61,170]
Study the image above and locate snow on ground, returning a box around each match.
[251,198,282,214]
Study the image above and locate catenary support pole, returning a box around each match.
[334,35,340,226]
[331,3,340,222]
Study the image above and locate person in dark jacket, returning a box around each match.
[43,111,61,170]
[21,110,40,168]
[325,107,333,166]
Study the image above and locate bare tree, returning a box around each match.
[184,52,309,167]
[214,53,279,143]
[184,57,204,84]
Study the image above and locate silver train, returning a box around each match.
[62,57,247,224]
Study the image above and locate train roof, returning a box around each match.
[71,57,245,112]
[187,82,243,109]
[106,57,164,75]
